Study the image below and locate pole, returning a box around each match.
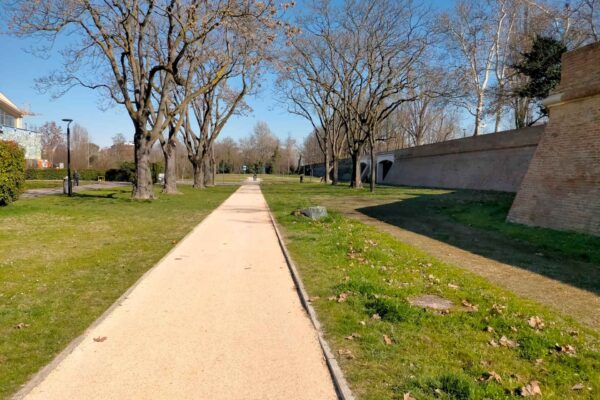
[62,119,73,196]
[67,124,72,196]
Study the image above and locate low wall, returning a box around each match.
[381,126,543,192]
[307,126,543,192]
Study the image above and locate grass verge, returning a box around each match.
[263,183,600,400]
[0,185,236,398]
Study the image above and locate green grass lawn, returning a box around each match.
[22,180,65,190]
[263,183,600,399]
[0,185,236,398]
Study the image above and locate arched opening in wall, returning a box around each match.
[378,160,393,182]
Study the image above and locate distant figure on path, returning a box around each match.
[73,171,80,186]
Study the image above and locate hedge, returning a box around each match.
[25,168,105,181]
[0,140,26,206]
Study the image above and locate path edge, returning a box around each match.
[266,202,356,400]
[11,186,241,400]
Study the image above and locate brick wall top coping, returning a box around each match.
[378,126,544,161]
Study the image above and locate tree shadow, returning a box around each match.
[356,190,600,296]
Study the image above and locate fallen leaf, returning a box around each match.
[484,326,495,333]
[447,283,460,289]
[338,349,354,359]
[480,371,502,383]
[527,316,545,330]
[359,320,366,326]
[511,326,519,332]
[14,322,30,330]
[461,299,479,312]
[571,383,585,391]
[328,296,337,301]
[403,392,416,400]
[371,313,381,321]
[345,333,361,341]
[308,296,320,302]
[520,380,542,397]
[93,336,107,342]
[337,293,348,303]
[499,335,518,348]
[491,304,506,315]
[489,339,499,347]
[383,334,393,345]
[555,344,576,355]
[534,358,544,365]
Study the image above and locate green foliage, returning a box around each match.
[150,162,164,184]
[0,140,26,206]
[25,168,105,181]
[513,36,567,119]
[105,162,136,182]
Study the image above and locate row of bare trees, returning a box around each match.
[284,0,599,191]
[6,0,290,198]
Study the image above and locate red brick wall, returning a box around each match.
[508,42,600,236]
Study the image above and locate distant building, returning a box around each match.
[0,91,41,161]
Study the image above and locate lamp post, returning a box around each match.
[62,119,73,196]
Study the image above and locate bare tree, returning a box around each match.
[38,122,65,165]
[6,1,278,199]
[440,0,514,136]
[286,0,429,191]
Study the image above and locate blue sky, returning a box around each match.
[0,0,455,147]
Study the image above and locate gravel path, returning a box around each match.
[17,181,337,400]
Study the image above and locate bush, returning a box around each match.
[150,162,164,184]
[105,162,136,183]
[0,140,26,206]
[25,168,105,181]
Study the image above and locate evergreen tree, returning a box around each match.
[513,36,567,122]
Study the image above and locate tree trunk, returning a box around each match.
[132,130,154,200]
[332,156,339,185]
[369,142,376,193]
[192,160,206,189]
[204,156,214,187]
[350,150,363,188]
[324,150,331,184]
[474,95,484,136]
[161,140,180,194]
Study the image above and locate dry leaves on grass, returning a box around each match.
[571,383,585,391]
[345,333,361,341]
[527,316,545,330]
[555,344,576,355]
[461,299,479,312]
[499,336,519,348]
[491,303,506,315]
[371,313,381,321]
[403,392,416,400]
[479,371,502,383]
[93,336,107,342]
[520,380,542,397]
[329,293,348,302]
[447,283,460,289]
[338,349,355,359]
[383,334,393,345]
[484,326,495,333]
[14,322,30,329]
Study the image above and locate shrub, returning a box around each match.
[25,168,105,181]
[105,162,136,183]
[0,140,26,206]
[150,162,164,184]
